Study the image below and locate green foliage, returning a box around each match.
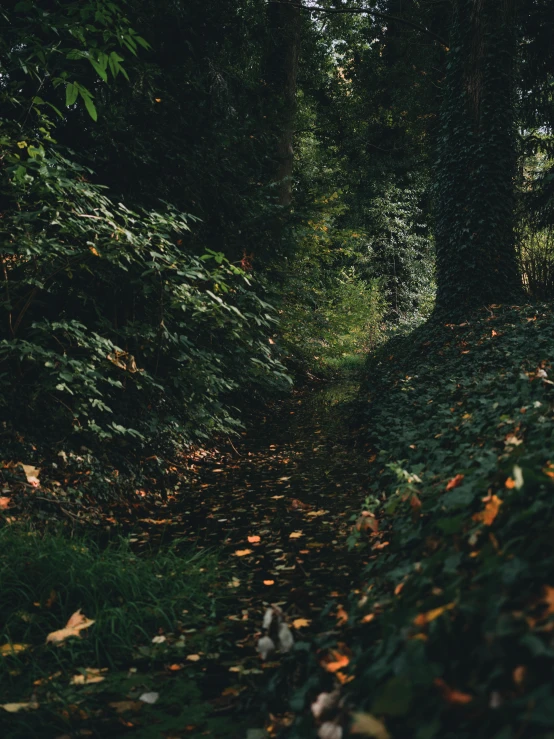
[288,304,554,738]
[0,147,288,456]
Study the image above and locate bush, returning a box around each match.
[0,147,290,466]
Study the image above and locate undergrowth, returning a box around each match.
[286,303,554,738]
[0,527,234,738]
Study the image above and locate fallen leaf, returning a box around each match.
[513,665,526,686]
[109,701,143,714]
[247,535,261,543]
[445,474,464,491]
[289,531,303,539]
[361,613,375,624]
[152,635,166,644]
[336,606,348,625]
[167,663,182,671]
[542,586,554,615]
[0,496,11,509]
[233,549,253,557]
[186,654,201,661]
[46,609,95,644]
[434,678,473,704]
[292,618,311,629]
[70,668,107,685]
[1,642,29,657]
[473,495,502,526]
[351,712,391,739]
[321,649,349,673]
[1,702,39,713]
[263,580,275,586]
[414,602,455,627]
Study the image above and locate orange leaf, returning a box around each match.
[247,535,261,543]
[321,650,350,673]
[445,474,464,491]
[542,586,554,615]
[414,602,455,627]
[292,618,311,629]
[263,580,275,586]
[361,613,375,624]
[473,495,502,526]
[505,477,516,489]
[233,549,252,557]
[0,497,11,510]
[336,606,348,625]
[434,678,473,705]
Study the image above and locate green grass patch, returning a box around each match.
[289,304,554,738]
[0,527,235,738]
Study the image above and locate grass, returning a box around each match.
[0,526,231,738]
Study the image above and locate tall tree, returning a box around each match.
[262,0,302,210]
[434,0,522,311]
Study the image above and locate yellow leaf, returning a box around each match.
[233,549,252,557]
[16,141,28,149]
[1,702,39,713]
[70,668,107,685]
[351,712,391,739]
[186,654,201,661]
[292,618,311,629]
[89,246,100,257]
[289,531,303,539]
[0,643,29,656]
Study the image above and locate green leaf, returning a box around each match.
[65,83,79,107]
[80,91,98,121]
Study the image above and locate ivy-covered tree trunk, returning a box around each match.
[435,0,522,311]
[263,0,301,208]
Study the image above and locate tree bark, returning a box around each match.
[263,0,301,208]
[434,0,522,312]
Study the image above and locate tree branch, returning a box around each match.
[275,1,449,48]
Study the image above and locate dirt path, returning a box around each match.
[135,379,372,730]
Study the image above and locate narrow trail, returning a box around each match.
[136,379,372,721]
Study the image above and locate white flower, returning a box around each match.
[278,622,294,652]
[257,635,275,660]
[318,722,343,739]
[311,691,339,720]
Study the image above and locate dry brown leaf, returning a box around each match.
[414,602,455,627]
[46,609,95,644]
[513,665,526,686]
[109,700,143,714]
[351,712,391,739]
[434,677,473,704]
[542,586,554,615]
[0,496,11,510]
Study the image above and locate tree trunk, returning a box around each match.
[263,0,301,208]
[434,0,522,312]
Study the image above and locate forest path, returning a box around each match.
[137,378,372,723]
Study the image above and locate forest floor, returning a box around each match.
[1,375,372,738]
